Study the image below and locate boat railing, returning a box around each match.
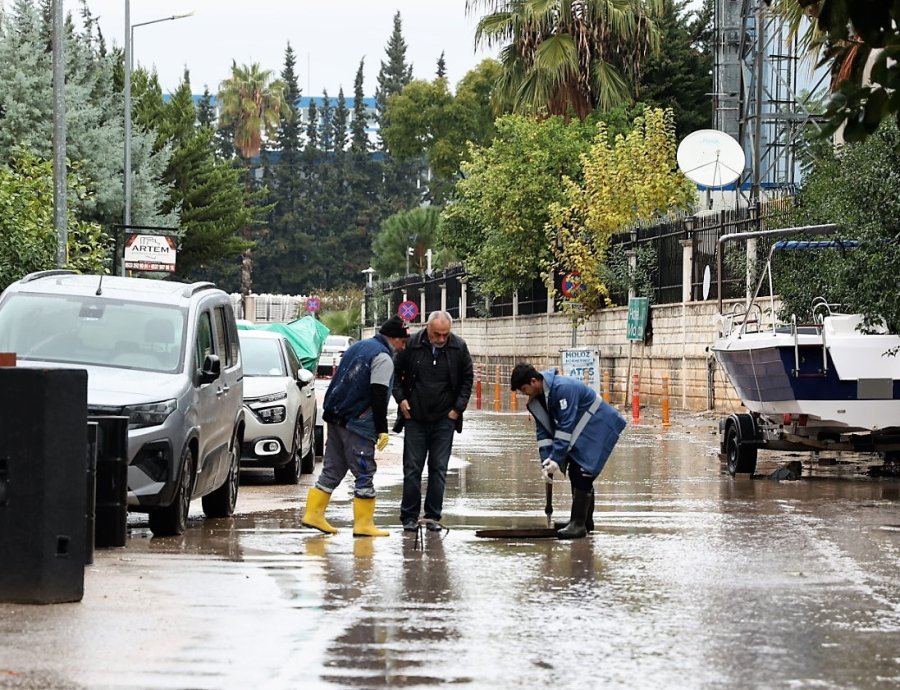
[790,301,828,378]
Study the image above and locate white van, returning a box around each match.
[0,271,245,536]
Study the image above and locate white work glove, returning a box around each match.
[376,433,389,451]
[540,459,561,484]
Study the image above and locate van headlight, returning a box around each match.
[123,399,177,429]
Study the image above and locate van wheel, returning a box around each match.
[203,426,240,518]
[149,444,193,537]
[274,416,302,484]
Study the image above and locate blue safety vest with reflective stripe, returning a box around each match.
[526,369,627,476]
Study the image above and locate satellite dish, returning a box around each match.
[702,265,711,301]
[677,129,745,188]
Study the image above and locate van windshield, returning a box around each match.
[0,293,187,373]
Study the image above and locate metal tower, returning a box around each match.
[713,0,829,204]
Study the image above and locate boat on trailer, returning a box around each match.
[710,224,900,475]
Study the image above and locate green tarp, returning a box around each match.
[237,316,330,372]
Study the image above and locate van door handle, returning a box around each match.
[216,386,224,397]
[221,384,230,393]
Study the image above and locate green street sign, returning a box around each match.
[626,297,649,341]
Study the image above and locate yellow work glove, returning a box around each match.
[376,432,389,451]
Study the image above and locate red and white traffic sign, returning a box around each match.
[561,271,583,298]
[398,300,419,321]
[306,296,321,313]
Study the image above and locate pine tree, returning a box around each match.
[197,87,216,128]
[375,11,413,151]
[254,43,306,293]
[318,90,334,154]
[436,51,447,79]
[333,88,349,154]
[159,75,252,283]
[0,0,173,230]
[374,11,419,213]
[351,59,370,154]
[639,0,713,139]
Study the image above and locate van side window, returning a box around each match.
[212,306,231,368]
[195,311,214,369]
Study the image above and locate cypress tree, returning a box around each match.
[436,51,447,79]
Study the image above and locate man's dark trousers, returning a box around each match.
[400,417,456,523]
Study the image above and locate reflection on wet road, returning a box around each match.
[2,412,899,689]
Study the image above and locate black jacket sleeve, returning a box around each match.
[454,338,475,413]
[371,383,389,434]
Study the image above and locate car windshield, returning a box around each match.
[240,337,287,377]
[0,293,186,373]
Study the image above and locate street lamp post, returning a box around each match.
[123,1,193,273]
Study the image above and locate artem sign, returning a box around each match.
[124,234,177,273]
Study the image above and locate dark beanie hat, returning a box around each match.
[379,315,409,339]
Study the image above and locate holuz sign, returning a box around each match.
[124,234,177,273]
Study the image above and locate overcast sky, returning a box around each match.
[80,1,497,97]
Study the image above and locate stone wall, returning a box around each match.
[375,299,757,414]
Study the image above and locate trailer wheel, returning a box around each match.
[726,423,757,476]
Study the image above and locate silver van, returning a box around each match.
[0,271,245,536]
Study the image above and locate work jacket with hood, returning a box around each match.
[526,368,626,476]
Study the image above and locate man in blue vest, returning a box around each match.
[510,363,627,539]
[302,315,409,537]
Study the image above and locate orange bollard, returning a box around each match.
[661,375,670,428]
[602,370,610,404]
[475,371,483,410]
[510,387,518,412]
[493,365,501,412]
[632,373,640,424]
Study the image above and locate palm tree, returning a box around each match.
[217,63,287,295]
[467,0,663,120]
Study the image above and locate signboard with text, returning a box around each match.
[626,297,650,341]
[123,234,177,273]
[560,348,600,392]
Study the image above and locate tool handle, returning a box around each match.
[544,481,553,519]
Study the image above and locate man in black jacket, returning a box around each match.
[393,311,473,531]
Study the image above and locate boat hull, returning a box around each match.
[712,327,900,432]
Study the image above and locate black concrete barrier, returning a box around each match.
[89,416,129,549]
[0,368,88,604]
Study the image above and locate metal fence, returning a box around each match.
[365,203,791,327]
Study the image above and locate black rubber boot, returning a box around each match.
[557,489,591,539]
[554,489,594,532]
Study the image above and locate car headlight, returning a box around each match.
[254,405,286,424]
[122,399,177,429]
[254,391,287,404]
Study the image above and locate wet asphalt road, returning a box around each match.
[2,410,900,690]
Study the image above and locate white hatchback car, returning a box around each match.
[317,334,356,375]
[238,330,317,483]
